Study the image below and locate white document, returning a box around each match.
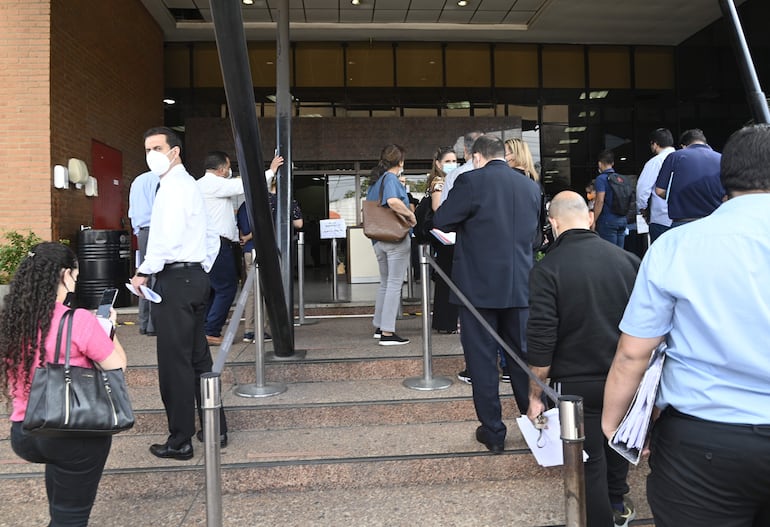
[125,283,162,303]
[636,214,649,234]
[609,343,667,465]
[430,228,456,245]
[516,408,588,467]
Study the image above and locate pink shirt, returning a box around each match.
[10,303,114,422]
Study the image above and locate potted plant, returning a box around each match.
[0,230,43,305]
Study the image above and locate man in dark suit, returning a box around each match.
[433,135,542,453]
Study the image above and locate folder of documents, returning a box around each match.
[609,342,667,465]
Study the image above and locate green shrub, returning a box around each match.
[0,231,43,284]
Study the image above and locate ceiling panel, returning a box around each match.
[144,0,748,46]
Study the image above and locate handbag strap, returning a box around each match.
[52,309,75,368]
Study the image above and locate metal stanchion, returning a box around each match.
[294,232,317,326]
[560,395,587,527]
[235,262,287,397]
[201,372,222,527]
[404,244,452,391]
[331,237,339,301]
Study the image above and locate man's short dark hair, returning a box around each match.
[204,151,230,171]
[471,135,504,160]
[650,128,674,148]
[679,128,707,146]
[143,126,182,151]
[721,124,770,195]
[598,149,614,165]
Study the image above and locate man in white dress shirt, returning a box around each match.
[130,127,228,459]
[197,151,244,346]
[636,128,675,243]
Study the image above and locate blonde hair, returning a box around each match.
[504,138,539,182]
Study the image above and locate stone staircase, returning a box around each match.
[0,313,653,526]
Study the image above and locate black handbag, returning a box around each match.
[362,174,411,242]
[22,309,135,436]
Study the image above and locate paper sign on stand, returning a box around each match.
[320,218,347,239]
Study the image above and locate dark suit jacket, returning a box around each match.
[433,159,542,309]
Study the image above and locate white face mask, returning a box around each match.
[146,148,175,176]
[227,168,233,179]
[442,162,458,173]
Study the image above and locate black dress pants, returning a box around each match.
[431,243,459,332]
[459,306,529,445]
[647,409,770,527]
[153,266,227,448]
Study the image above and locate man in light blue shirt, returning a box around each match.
[602,124,770,527]
[128,170,159,335]
[440,130,482,204]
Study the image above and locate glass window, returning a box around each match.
[634,47,675,90]
[446,43,491,87]
[346,43,394,87]
[248,43,278,88]
[295,43,344,87]
[193,44,224,88]
[396,43,443,87]
[165,44,191,89]
[494,44,538,88]
[588,46,631,89]
[542,46,585,88]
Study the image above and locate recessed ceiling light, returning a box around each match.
[457,0,468,6]
[163,98,176,105]
[242,0,254,5]
[351,0,361,5]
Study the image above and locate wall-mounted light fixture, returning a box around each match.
[53,165,69,189]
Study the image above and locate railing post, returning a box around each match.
[331,237,339,302]
[234,261,287,398]
[403,244,452,391]
[559,395,587,527]
[201,372,222,527]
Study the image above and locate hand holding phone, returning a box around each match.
[96,288,118,319]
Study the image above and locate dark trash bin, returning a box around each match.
[77,229,131,309]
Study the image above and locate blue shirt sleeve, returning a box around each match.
[595,173,609,193]
[655,153,675,191]
[380,173,409,208]
[236,202,251,236]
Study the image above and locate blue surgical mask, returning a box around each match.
[442,162,458,173]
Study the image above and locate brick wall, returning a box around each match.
[0,0,52,241]
[50,0,164,244]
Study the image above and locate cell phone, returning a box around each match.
[96,288,118,318]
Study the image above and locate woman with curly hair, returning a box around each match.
[0,242,126,526]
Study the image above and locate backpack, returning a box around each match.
[413,194,434,245]
[606,172,634,216]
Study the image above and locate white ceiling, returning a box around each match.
[141,0,747,46]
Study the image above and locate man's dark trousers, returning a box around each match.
[205,239,238,337]
[154,265,227,448]
[459,306,530,445]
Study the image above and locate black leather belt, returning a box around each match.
[163,262,202,272]
[139,226,150,231]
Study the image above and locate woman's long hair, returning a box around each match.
[505,138,539,182]
[369,144,405,185]
[0,242,77,398]
[427,146,455,190]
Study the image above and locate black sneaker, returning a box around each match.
[373,328,382,339]
[243,331,255,343]
[263,332,272,342]
[379,333,409,346]
[613,497,636,527]
[500,372,511,383]
[457,369,472,384]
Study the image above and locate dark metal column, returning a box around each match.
[719,0,770,124]
[276,0,294,314]
[209,0,295,357]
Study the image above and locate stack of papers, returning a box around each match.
[609,343,667,464]
[430,228,456,245]
[125,283,162,303]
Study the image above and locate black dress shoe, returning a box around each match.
[196,430,228,448]
[149,442,194,460]
[475,426,504,454]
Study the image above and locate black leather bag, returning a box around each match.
[362,174,411,242]
[22,309,135,436]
